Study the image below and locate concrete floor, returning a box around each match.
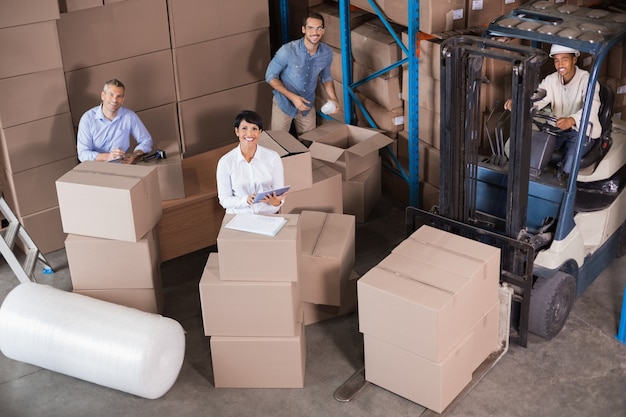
[1,195,625,417]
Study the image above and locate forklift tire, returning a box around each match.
[528,272,576,339]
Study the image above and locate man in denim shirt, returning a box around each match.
[265,12,340,135]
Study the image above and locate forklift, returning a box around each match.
[407,0,626,347]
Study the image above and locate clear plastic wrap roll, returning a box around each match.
[0,282,185,399]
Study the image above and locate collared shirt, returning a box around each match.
[265,37,334,117]
[76,105,153,162]
[216,144,285,214]
[535,67,602,139]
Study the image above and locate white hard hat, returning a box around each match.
[549,44,580,57]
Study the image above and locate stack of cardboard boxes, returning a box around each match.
[357,225,501,413]
[200,206,357,387]
[55,162,164,314]
[0,1,77,254]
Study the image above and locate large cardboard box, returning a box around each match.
[65,229,159,290]
[167,0,269,48]
[173,28,270,101]
[300,120,392,180]
[0,113,76,174]
[392,234,500,326]
[60,0,103,13]
[177,81,273,157]
[56,0,170,71]
[353,62,403,111]
[65,49,177,127]
[343,159,381,223]
[0,68,69,129]
[0,0,60,29]
[0,156,77,217]
[211,321,306,388]
[280,160,343,215]
[349,0,409,27]
[74,287,164,314]
[358,253,474,362]
[299,211,355,306]
[301,269,358,325]
[56,162,162,242]
[420,0,466,34]
[217,213,300,282]
[0,21,62,79]
[136,103,182,156]
[467,0,504,27]
[363,332,474,413]
[470,299,500,371]
[138,153,185,201]
[259,130,312,192]
[355,94,404,133]
[351,20,403,73]
[199,253,300,337]
[18,206,66,254]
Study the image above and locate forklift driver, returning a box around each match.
[504,44,601,176]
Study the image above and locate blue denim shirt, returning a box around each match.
[265,38,334,117]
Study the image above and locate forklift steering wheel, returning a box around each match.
[533,113,563,136]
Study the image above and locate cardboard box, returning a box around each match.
[299,211,355,306]
[177,81,273,157]
[358,253,474,361]
[259,130,312,192]
[351,20,403,73]
[300,120,392,180]
[467,0,504,27]
[343,159,381,223]
[420,0,466,34]
[0,156,77,217]
[136,103,182,156]
[353,62,403,111]
[349,0,409,27]
[172,28,270,101]
[138,153,185,201]
[211,321,306,388]
[60,0,103,13]
[0,0,60,29]
[392,233,500,326]
[280,160,343,215]
[74,286,164,314]
[167,0,269,48]
[363,332,474,413]
[418,105,441,149]
[65,229,159,290]
[0,68,69,129]
[56,162,162,242]
[0,113,76,174]
[0,21,62,79]
[310,2,373,50]
[56,0,170,71]
[65,49,177,127]
[18,206,66,254]
[217,213,300,282]
[420,180,440,211]
[199,253,300,336]
[470,299,500,371]
[301,270,358,325]
[355,94,404,133]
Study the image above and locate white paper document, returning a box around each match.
[224,214,288,237]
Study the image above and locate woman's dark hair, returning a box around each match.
[234,110,263,130]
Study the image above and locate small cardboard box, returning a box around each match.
[280,160,343,215]
[343,158,382,223]
[358,253,474,362]
[211,320,306,388]
[363,332,473,413]
[301,269,359,325]
[299,211,355,306]
[300,120,392,180]
[56,162,162,242]
[139,153,186,201]
[199,253,300,337]
[65,229,160,290]
[259,130,312,192]
[18,206,66,254]
[217,213,300,282]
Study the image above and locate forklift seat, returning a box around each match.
[577,82,614,169]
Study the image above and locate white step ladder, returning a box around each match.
[0,195,53,284]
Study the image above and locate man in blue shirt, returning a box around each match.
[265,12,340,135]
[77,79,153,163]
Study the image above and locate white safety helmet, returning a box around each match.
[549,44,580,57]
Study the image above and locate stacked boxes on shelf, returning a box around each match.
[55,162,164,313]
[357,225,501,413]
[0,0,77,253]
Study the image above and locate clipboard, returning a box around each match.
[252,186,290,203]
